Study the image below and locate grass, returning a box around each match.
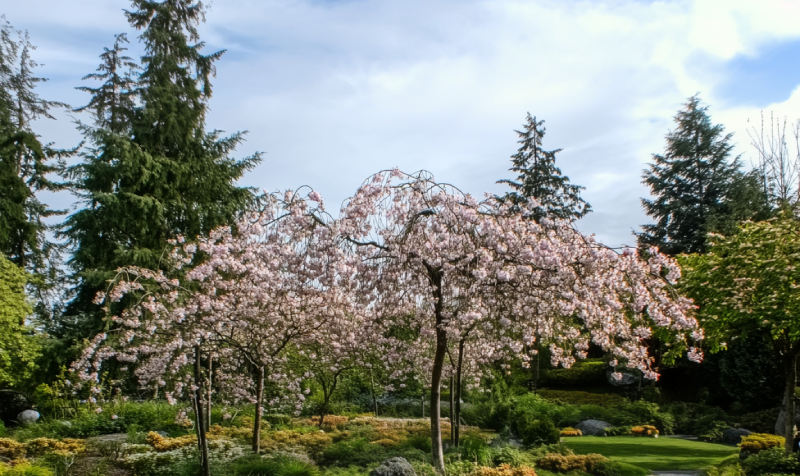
[563,436,739,471]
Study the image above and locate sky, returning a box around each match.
[5,0,800,247]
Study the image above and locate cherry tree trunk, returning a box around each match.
[449,375,455,445]
[430,325,448,474]
[206,355,213,433]
[252,366,265,452]
[193,347,210,476]
[455,339,464,447]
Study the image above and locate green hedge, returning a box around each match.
[538,390,625,408]
[540,360,607,387]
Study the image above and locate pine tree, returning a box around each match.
[0,17,68,306]
[639,96,768,256]
[498,113,591,221]
[59,1,261,342]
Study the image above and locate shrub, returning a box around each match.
[559,428,582,437]
[526,443,574,461]
[444,461,477,476]
[493,446,524,467]
[603,427,631,437]
[540,360,607,387]
[741,448,800,475]
[460,436,496,466]
[145,431,197,451]
[0,462,54,476]
[740,434,784,454]
[472,463,537,476]
[630,426,659,437]
[517,419,560,447]
[538,390,625,408]
[537,453,608,473]
[403,435,432,453]
[309,415,349,429]
[593,461,649,476]
[619,401,674,434]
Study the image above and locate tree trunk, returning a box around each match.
[253,366,265,453]
[370,369,379,417]
[193,347,210,476]
[421,393,425,418]
[206,355,213,433]
[430,324,448,474]
[781,351,799,454]
[449,375,455,445]
[455,339,464,447]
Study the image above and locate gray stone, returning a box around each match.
[369,457,417,476]
[606,369,638,386]
[575,420,613,436]
[156,431,169,438]
[722,428,751,445]
[17,409,40,425]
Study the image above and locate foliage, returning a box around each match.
[146,431,197,451]
[740,448,800,475]
[0,256,40,387]
[536,453,608,473]
[517,419,560,447]
[537,390,625,408]
[455,436,494,466]
[629,426,659,437]
[539,360,607,387]
[0,17,67,290]
[602,427,631,437]
[497,113,591,221]
[739,434,785,454]
[559,428,582,437]
[703,458,745,476]
[0,462,54,476]
[60,0,261,346]
[718,331,784,412]
[639,95,768,255]
[472,464,537,476]
[679,213,800,449]
[0,437,85,459]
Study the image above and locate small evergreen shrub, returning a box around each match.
[740,434,784,454]
[472,463,537,476]
[741,448,800,475]
[630,425,659,437]
[536,453,608,473]
[603,427,631,437]
[517,419,560,447]
[538,390,625,408]
[559,428,582,437]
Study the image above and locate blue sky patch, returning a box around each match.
[715,38,800,108]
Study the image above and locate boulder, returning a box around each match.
[369,457,417,476]
[722,428,751,445]
[0,391,30,425]
[575,420,613,436]
[606,369,638,387]
[17,409,40,426]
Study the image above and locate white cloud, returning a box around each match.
[9,0,800,247]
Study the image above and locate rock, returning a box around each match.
[606,369,638,386]
[369,457,417,476]
[156,431,169,438]
[575,420,613,436]
[722,428,751,445]
[17,409,40,426]
[0,456,10,463]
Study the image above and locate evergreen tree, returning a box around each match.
[59,1,261,344]
[498,113,590,221]
[639,96,768,255]
[0,17,68,312]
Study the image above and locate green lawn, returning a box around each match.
[563,436,739,471]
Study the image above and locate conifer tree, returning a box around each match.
[60,1,261,343]
[639,96,768,256]
[0,17,68,309]
[498,113,591,221]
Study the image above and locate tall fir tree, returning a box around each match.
[498,113,591,221]
[0,17,68,316]
[59,1,261,349]
[639,96,769,256]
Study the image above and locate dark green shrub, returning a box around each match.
[540,360,607,387]
[603,426,632,436]
[741,448,800,475]
[538,390,625,407]
[264,414,293,426]
[593,461,649,476]
[618,401,675,434]
[517,419,559,447]
[404,435,432,453]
